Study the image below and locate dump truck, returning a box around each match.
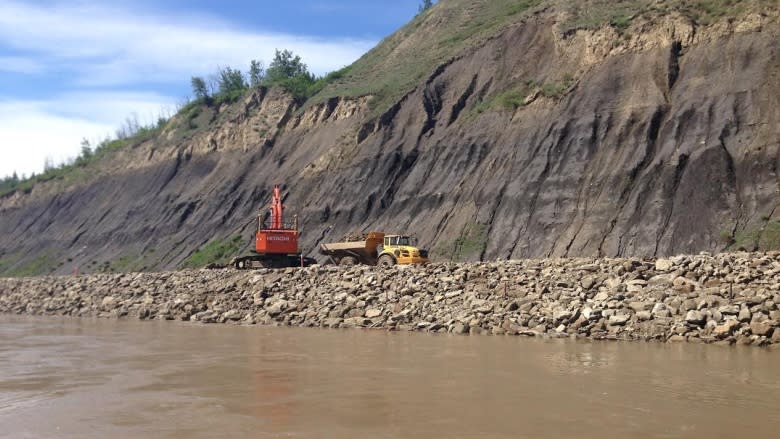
[319,232,429,266]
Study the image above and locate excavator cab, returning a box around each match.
[377,234,429,266]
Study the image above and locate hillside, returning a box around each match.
[0,0,779,276]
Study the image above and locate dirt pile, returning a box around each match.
[2,252,779,347]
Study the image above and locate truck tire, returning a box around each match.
[377,254,396,267]
[340,256,358,266]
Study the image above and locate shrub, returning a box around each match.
[181,236,243,268]
[719,229,735,245]
[497,89,527,110]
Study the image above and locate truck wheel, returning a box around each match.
[340,256,358,266]
[377,254,396,267]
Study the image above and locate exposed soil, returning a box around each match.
[0,7,778,274]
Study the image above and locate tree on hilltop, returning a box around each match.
[265,49,312,83]
[191,76,209,100]
[418,0,434,14]
[249,60,265,87]
[217,66,247,94]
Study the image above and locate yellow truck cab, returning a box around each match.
[378,235,429,266]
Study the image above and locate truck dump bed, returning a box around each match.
[319,232,384,265]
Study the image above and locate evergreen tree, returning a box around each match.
[418,0,434,13]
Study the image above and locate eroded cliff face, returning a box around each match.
[0,10,778,274]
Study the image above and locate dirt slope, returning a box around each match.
[1,1,779,275]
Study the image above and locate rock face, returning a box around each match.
[2,252,779,347]
[0,5,779,275]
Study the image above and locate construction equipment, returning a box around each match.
[232,185,314,269]
[319,232,429,266]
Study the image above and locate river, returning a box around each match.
[0,316,778,438]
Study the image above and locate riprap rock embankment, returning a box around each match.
[2,253,779,347]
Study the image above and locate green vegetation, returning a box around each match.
[418,0,434,15]
[731,227,761,251]
[561,0,771,34]
[541,75,576,99]
[0,253,20,276]
[727,216,780,251]
[307,0,544,116]
[611,14,634,32]
[5,0,774,201]
[0,118,165,198]
[249,60,264,87]
[96,254,146,273]
[497,88,530,111]
[1,254,57,277]
[189,49,340,106]
[470,75,574,116]
[435,221,489,262]
[191,76,208,101]
[1,47,336,198]
[678,0,749,24]
[471,82,533,115]
[758,220,780,250]
[180,236,243,269]
[562,0,647,33]
[326,0,772,117]
[719,229,735,246]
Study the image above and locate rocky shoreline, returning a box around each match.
[2,253,780,347]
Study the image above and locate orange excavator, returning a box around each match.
[233,185,315,269]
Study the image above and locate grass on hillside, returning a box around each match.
[180,235,244,269]
[0,122,166,198]
[470,74,575,116]
[3,0,774,201]
[96,254,148,273]
[0,254,57,277]
[561,0,770,34]
[727,218,780,251]
[434,221,489,262]
[307,0,545,117]
[311,0,773,119]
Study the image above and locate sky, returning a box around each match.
[0,0,425,178]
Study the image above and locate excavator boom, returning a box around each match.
[270,185,283,230]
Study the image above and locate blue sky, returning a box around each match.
[0,0,425,178]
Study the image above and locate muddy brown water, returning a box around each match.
[0,316,778,438]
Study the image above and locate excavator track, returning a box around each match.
[232,254,316,270]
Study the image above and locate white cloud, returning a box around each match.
[0,0,376,84]
[0,0,378,178]
[0,92,176,178]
